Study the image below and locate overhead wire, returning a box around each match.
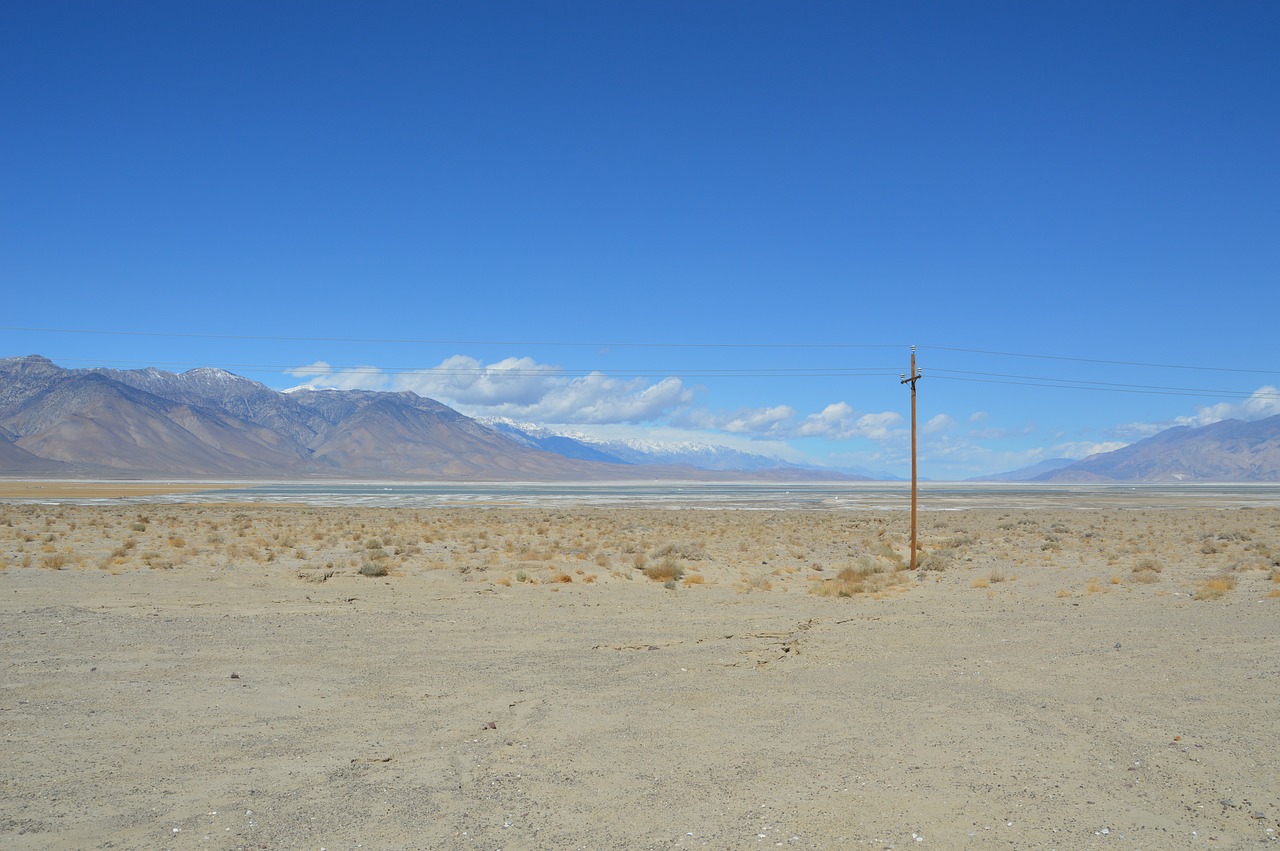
[0,325,905,350]
[921,345,1280,376]
[37,355,904,379]
[929,368,1280,400]
[5,326,1276,403]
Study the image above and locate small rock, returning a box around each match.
[229,672,240,679]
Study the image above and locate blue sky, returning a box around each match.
[3,1,1278,478]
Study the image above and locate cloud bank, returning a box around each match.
[287,356,692,424]
[675,402,903,441]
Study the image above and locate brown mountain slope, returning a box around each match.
[0,356,642,480]
[297,394,624,478]
[8,375,316,475]
[1040,415,1280,482]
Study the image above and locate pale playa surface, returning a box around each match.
[0,481,245,500]
[2,503,1278,849]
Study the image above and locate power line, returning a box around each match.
[8,329,1277,402]
[0,325,905,350]
[930,368,1280,399]
[7,325,1273,374]
[931,373,1280,400]
[40,356,903,379]
[922,345,1280,376]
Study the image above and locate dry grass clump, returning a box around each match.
[40,552,69,570]
[971,567,1011,589]
[916,547,952,571]
[358,561,388,577]
[1131,557,1162,583]
[812,559,907,598]
[1193,574,1237,601]
[642,556,684,583]
[652,541,707,561]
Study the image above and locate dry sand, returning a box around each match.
[1,498,1278,849]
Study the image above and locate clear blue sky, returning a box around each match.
[3,1,1277,478]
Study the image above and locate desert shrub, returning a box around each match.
[653,541,707,561]
[917,548,952,571]
[359,561,388,577]
[1130,558,1162,583]
[1194,574,1236,600]
[811,559,905,597]
[643,556,684,583]
[41,553,68,570]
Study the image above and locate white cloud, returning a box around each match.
[1049,440,1129,459]
[675,401,903,441]
[390,356,692,424]
[677,405,796,435]
[286,355,693,424]
[924,413,955,434]
[797,404,902,440]
[1108,385,1280,440]
[521,374,692,424]
[969,411,989,423]
[393,355,559,407]
[285,361,389,391]
[1173,385,1280,428]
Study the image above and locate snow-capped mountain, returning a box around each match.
[478,418,867,477]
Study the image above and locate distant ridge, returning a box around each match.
[0,355,627,479]
[480,418,867,479]
[0,355,861,481]
[1036,415,1280,482]
[970,458,1076,482]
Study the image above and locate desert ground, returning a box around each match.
[2,488,1278,849]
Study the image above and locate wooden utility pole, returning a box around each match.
[900,347,922,569]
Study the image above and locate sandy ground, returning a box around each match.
[1,499,1278,850]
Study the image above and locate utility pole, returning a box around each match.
[900,347,922,569]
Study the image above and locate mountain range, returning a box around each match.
[3,355,1278,482]
[478,418,870,478]
[1034,415,1280,482]
[0,356,854,481]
